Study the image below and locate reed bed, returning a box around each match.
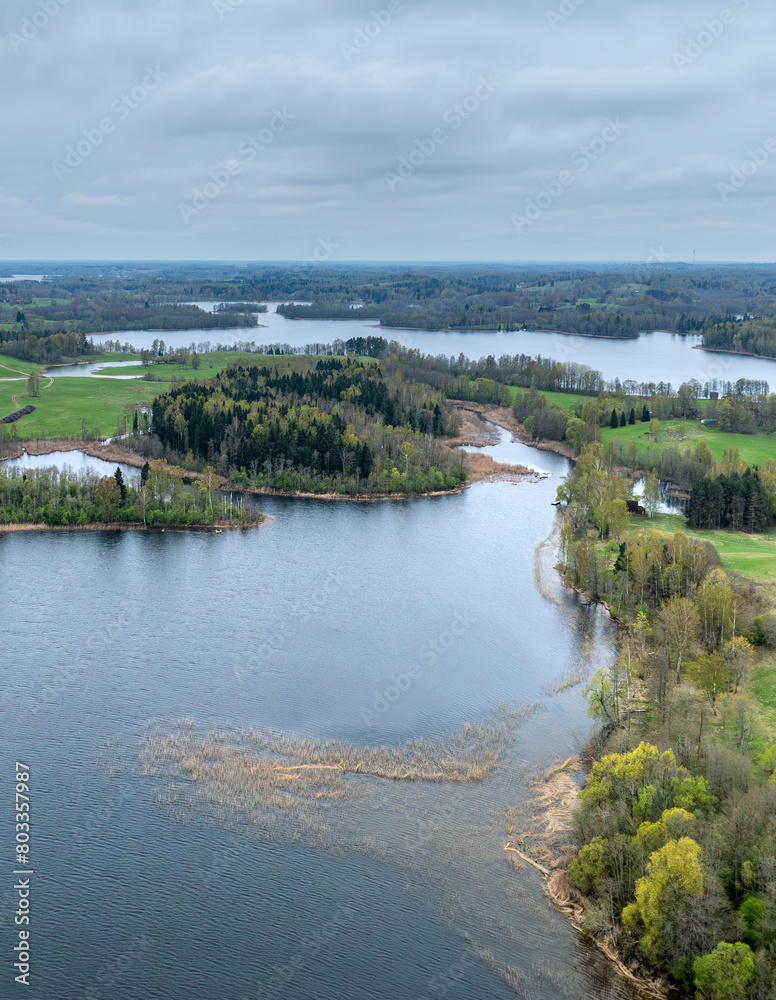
[140,705,537,835]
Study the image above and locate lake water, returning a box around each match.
[93,302,776,389]
[0,428,640,1000]
[2,449,139,481]
[46,361,142,379]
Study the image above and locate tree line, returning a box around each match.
[0,462,260,527]
[555,443,776,998]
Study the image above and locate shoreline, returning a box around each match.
[370,323,640,341]
[2,435,545,502]
[450,401,576,461]
[692,343,776,362]
[0,519,266,534]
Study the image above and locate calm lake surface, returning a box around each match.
[94,302,776,389]
[0,427,642,1000]
[3,449,139,481]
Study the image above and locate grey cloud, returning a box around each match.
[1,0,774,259]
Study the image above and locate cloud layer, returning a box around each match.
[1,0,774,260]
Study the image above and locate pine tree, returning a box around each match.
[610,408,619,429]
[619,411,627,426]
[629,407,636,424]
[641,405,650,422]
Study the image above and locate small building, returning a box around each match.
[626,499,646,515]
[700,418,717,426]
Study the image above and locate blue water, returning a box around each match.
[0,428,635,999]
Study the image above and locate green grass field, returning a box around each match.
[0,351,314,438]
[0,377,163,438]
[0,353,41,376]
[508,385,592,412]
[603,418,776,467]
[97,351,258,381]
[627,511,776,582]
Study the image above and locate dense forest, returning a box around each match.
[556,444,776,998]
[0,461,260,527]
[149,357,464,495]
[704,317,776,359]
[686,471,771,532]
[6,261,776,352]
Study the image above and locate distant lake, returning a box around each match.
[94,302,776,389]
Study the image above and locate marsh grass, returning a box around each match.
[140,705,537,842]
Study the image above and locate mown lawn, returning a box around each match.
[97,351,260,380]
[0,377,162,439]
[0,353,41,376]
[602,418,776,467]
[508,386,592,412]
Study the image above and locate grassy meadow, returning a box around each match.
[602,418,776,467]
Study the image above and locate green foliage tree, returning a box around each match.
[643,468,660,519]
[622,837,705,964]
[568,836,607,895]
[693,941,755,1000]
[26,372,40,398]
[94,476,122,522]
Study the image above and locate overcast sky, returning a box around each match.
[1,0,774,262]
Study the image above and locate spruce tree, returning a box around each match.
[610,408,619,429]
[629,407,636,424]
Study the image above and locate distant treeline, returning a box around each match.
[276,302,382,320]
[7,263,776,355]
[150,357,463,496]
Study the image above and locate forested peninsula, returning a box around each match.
[147,356,467,496]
